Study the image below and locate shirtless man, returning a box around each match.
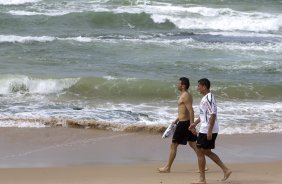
[158,77,198,173]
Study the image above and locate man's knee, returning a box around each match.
[188,141,196,148]
[170,143,178,149]
[196,148,204,156]
[202,149,212,156]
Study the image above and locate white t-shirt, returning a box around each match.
[199,92,219,133]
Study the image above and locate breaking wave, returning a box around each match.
[0,0,41,5]
[0,75,281,100]
[0,75,79,95]
[4,3,282,33]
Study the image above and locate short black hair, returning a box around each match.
[179,77,190,90]
[198,78,210,90]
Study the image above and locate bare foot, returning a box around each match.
[190,181,206,184]
[158,167,170,173]
[195,167,209,173]
[221,170,232,181]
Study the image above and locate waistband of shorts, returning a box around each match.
[178,120,190,123]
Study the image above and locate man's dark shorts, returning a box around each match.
[196,133,218,149]
[172,121,197,145]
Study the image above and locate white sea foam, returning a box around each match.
[0,75,79,95]
[207,31,282,38]
[116,4,282,32]
[218,101,282,134]
[102,76,137,81]
[2,34,282,54]
[60,36,93,43]
[208,42,282,53]
[7,4,105,16]
[94,101,282,135]
[0,120,46,128]
[214,60,282,71]
[0,100,281,134]
[0,35,97,43]
[103,75,136,81]
[8,10,69,16]
[122,37,282,53]
[119,5,279,32]
[0,35,55,43]
[0,0,41,5]
[103,76,118,80]
[150,12,282,32]
[1,34,282,54]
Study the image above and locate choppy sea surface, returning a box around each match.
[0,0,281,134]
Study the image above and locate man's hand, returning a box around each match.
[189,127,197,135]
[172,118,179,124]
[207,131,212,140]
[189,123,196,131]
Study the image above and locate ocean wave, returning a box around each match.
[8,10,67,16]
[149,6,282,32]
[5,2,282,33]
[0,75,79,95]
[213,60,282,72]
[178,39,282,53]
[67,77,176,100]
[0,75,281,100]
[207,31,282,38]
[1,34,282,54]
[0,107,281,134]
[218,101,282,134]
[213,83,282,100]
[0,75,174,99]
[0,0,41,5]
[187,60,282,74]
[68,78,282,100]
[0,35,99,43]
[0,81,281,135]
[0,35,55,43]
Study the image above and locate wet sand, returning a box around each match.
[0,127,281,183]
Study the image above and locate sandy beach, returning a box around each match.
[1,1,282,184]
[0,127,282,184]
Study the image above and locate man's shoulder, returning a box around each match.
[202,92,213,99]
[202,92,217,106]
[207,92,216,101]
[182,91,192,101]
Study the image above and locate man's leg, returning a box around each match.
[202,149,232,181]
[158,143,178,173]
[188,141,208,172]
[188,141,197,152]
[191,148,206,184]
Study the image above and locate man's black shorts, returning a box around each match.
[172,121,197,145]
[196,133,218,149]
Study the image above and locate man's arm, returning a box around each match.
[173,118,179,124]
[189,117,200,130]
[207,114,216,140]
[184,94,194,124]
[184,94,197,134]
[207,94,217,140]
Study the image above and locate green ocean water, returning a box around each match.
[0,0,281,134]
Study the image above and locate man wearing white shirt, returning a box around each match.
[190,78,232,184]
